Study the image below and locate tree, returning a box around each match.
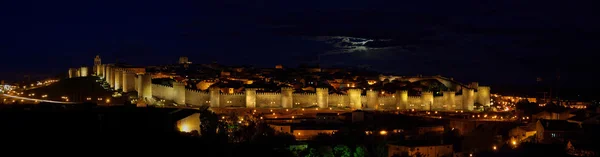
[199,109,225,139]
[333,145,352,157]
[305,148,320,157]
[312,133,334,145]
[354,145,367,157]
[318,146,335,157]
[370,143,387,157]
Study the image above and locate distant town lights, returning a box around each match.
[379,130,388,135]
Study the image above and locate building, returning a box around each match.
[388,142,454,157]
[94,55,101,74]
[535,119,581,143]
[567,113,600,125]
[532,110,575,120]
[179,56,190,64]
[269,123,341,141]
[508,126,537,142]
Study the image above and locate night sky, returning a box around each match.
[1,0,599,91]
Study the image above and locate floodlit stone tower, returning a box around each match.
[348,89,362,109]
[122,71,135,92]
[114,69,121,90]
[99,64,105,77]
[173,81,186,105]
[366,89,379,109]
[477,86,491,107]
[140,73,152,99]
[245,88,257,108]
[209,87,220,108]
[443,91,456,110]
[68,68,78,78]
[179,56,189,64]
[281,87,293,108]
[79,67,88,77]
[316,87,329,108]
[107,65,114,88]
[395,90,408,110]
[422,91,434,111]
[94,55,101,75]
[463,88,475,111]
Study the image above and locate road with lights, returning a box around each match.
[1,94,77,104]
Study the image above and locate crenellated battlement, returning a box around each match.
[186,88,208,94]
[257,92,281,96]
[408,96,420,99]
[202,80,217,83]
[329,93,345,97]
[477,86,490,91]
[152,84,173,88]
[221,93,245,96]
[145,80,488,112]
[348,88,362,93]
[281,87,294,91]
[294,93,316,95]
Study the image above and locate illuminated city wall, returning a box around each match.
[256,92,281,108]
[185,89,209,106]
[122,71,135,92]
[152,84,174,100]
[378,95,395,110]
[329,94,349,108]
[147,83,486,112]
[281,87,293,108]
[292,93,317,108]
[220,93,245,107]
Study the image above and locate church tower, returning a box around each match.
[94,55,101,75]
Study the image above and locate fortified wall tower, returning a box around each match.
[477,86,491,107]
[395,90,408,110]
[421,91,434,111]
[114,69,122,90]
[348,89,362,109]
[173,82,186,105]
[139,73,152,99]
[443,91,456,110]
[245,88,258,108]
[462,88,475,111]
[122,71,136,92]
[366,90,379,109]
[316,88,329,108]
[281,87,294,108]
[79,67,88,77]
[209,87,221,108]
